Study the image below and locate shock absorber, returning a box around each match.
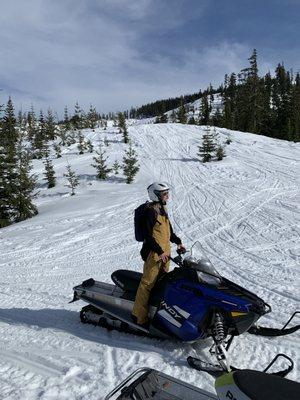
[213,312,225,342]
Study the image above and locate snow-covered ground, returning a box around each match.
[0,122,299,399]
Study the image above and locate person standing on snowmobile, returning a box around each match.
[132,182,185,327]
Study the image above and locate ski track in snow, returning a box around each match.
[0,122,299,399]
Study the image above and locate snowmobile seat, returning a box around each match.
[111,269,168,307]
[112,270,142,292]
[232,369,300,400]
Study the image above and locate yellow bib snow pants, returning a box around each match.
[132,214,171,324]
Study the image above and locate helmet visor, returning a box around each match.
[154,189,169,199]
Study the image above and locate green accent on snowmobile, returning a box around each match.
[215,371,234,389]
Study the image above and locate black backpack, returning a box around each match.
[134,202,151,242]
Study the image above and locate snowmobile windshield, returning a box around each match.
[185,242,222,286]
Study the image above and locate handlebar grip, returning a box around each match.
[177,247,186,255]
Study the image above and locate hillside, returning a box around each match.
[0,122,299,399]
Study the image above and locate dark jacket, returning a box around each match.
[140,203,182,261]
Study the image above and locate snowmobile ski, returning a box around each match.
[187,357,227,377]
[188,353,294,378]
[248,311,299,337]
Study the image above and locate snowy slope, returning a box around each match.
[0,123,299,399]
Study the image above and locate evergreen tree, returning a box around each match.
[215,144,226,161]
[44,157,56,188]
[45,108,56,140]
[1,97,18,156]
[77,130,86,154]
[188,116,197,125]
[170,109,177,123]
[222,73,237,129]
[155,103,168,123]
[87,104,98,129]
[53,143,62,158]
[199,95,210,125]
[112,160,120,175]
[123,125,129,144]
[272,64,293,139]
[117,112,126,133]
[13,140,38,223]
[0,98,18,226]
[64,164,79,196]
[63,105,71,131]
[17,110,26,142]
[102,118,108,130]
[123,141,139,184]
[86,139,94,153]
[92,144,111,180]
[235,49,263,133]
[290,73,300,141]
[72,101,82,130]
[27,105,38,145]
[198,127,216,162]
[33,110,47,158]
[259,71,275,136]
[177,98,187,124]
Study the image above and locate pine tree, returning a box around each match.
[291,73,300,141]
[44,157,56,188]
[13,145,38,223]
[215,144,226,161]
[222,73,237,129]
[112,160,120,175]
[0,144,11,227]
[33,110,47,159]
[198,127,216,162]
[27,105,38,145]
[92,144,111,180]
[87,104,98,129]
[53,143,62,158]
[123,125,129,144]
[64,164,79,196]
[117,111,129,143]
[156,104,168,123]
[177,98,187,124]
[45,108,56,140]
[86,139,94,153]
[170,109,177,123]
[0,97,20,224]
[17,110,26,142]
[63,105,71,131]
[123,141,139,184]
[77,130,86,154]
[188,116,196,124]
[259,72,275,137]
[199,95,210,125]
[102,118,108,130]
[72,101,82,130]
[272,64,293,139]
[117,112,126,133]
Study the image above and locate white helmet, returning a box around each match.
[147,182,170,202]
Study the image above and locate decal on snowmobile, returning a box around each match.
[157,301,186,328]
[231,311,247,317]
[174,305,190,319]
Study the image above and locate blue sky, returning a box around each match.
[0,0,299,117]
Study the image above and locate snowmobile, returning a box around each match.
[71,242,299,371]
[104,354,300,399]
